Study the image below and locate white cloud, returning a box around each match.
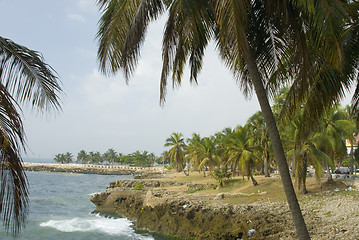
[77,0,97,14]
[79,69,128,107]
[75,47,97,58]
[67,12,86,23]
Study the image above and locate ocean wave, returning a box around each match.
[40,215,154,239]
[88,192,100,196]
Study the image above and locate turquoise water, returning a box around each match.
[0,171,159,240]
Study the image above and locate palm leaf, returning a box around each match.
[0,36,62,234]
[0,84,28,234]
[160,0,215,103]
[0,37,62,112]
[97,0,165,80]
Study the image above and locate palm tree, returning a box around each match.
[149,152,156,167]
[77,150,89,164]
[224,125,258,185]
[247,111,271,177]
[164,132,187,173]
[196,136,220,176]
[54,154,65,164]
[88,151,102,164]
[343,105,357,174]
[95,1,356,238]
[186,133,203,173]
[64,152,73,164]
[286,119,333,193]
[0,36,62,233]
[103,148,118,164]
[318,107,353,179]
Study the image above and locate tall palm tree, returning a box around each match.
[54,154,65,164]
[286,116,333,193]
[95,1,355,238]
[247,111,271,177]
[318,107,353,178]
[103,148,118,164]
[77,150,89,164]
[186,133,202,172]
[224,125,258,185]
[64,152,73,164]
[0,36,62,233]
[343,105,357,174]
[164,132,187,173]
[196,136,220,176]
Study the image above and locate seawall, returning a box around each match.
[22,162,163,176]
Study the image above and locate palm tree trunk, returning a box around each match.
[327,165,333,182]
[350,141,354,175]
[250,173,258,186]
[298,156,308,194]
[292,146,297,178]
[243,45,310,239]
[263,145,270,177]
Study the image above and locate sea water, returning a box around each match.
[0,171,163,240]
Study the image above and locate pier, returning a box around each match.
[22,162,163,176]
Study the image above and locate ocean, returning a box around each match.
[0,170,166,240]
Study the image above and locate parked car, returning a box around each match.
[333,168,349,174]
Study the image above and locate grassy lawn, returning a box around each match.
[160,169,356,205]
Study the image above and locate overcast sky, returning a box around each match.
[0,0,261,159]
[1,0,352,160]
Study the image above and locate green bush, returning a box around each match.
[212,168,231,187]
[133,183,144,190]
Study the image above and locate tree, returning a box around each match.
[88,151,102,164]
[164,132,187,173]
[103,148,118,164]
[317,107,353,180]
[285,115,332,193]
[77,150,89,164]
[157,151,171,165]
[196,136,220,176]
[149,152,156,167]
[186,133,204,173]
[247,111,271,177]
[95,1,356,238]
[64,152,73,164]
[343,105,357,174]
[54,154,65,164]
[224,125,258,185]
[0,36,62,233]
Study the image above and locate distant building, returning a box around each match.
[345,135,359,153]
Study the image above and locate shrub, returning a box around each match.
[212,168,231,187]
[133,183,144,190]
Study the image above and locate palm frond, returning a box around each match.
[0,37,62,112]
[0,83,28,234]
[96,0,165,80]
[160,0,215,103]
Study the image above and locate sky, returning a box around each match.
[0,0,262,159]
[0,0,353,160]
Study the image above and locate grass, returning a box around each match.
[159,169,355,205]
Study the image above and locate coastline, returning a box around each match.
[22,162,163,176]
[90,173,359,240]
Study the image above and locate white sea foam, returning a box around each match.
[88,192,100,196]
[40,215,154,239]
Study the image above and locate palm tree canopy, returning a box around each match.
[95,1,357,239]
[0,36,62,233]
[164,132,186,171]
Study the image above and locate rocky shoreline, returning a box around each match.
[22,162,163,176]
[90,177,359,240]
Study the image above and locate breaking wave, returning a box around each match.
[40,214,153,239]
